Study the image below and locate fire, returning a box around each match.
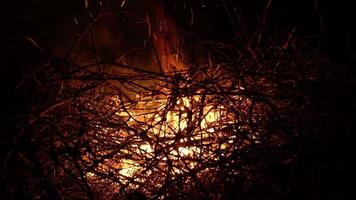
[83,82,244,182]
[65,2,258,197]
[75,56,253,196]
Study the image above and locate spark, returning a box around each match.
[120,0,126,8]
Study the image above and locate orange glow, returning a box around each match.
[83,85,245,180]
[151,0,187,73]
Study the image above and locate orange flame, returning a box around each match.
[151,1,186,72]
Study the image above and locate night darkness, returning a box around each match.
[1,0,356,199]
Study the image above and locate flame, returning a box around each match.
[151,1,187,73]
[80,3,251,191]
[83,90,239,180]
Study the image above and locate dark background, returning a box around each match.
[1,0,355,61]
